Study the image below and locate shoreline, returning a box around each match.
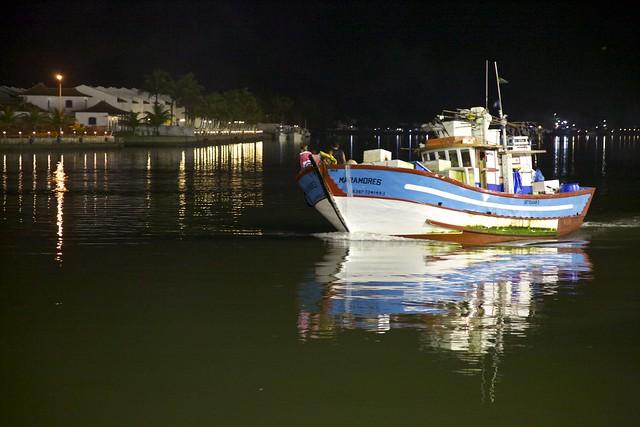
[0,134,270,151]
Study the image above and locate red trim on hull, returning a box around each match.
[399,231,555,245]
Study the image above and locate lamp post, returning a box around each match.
[55,73,63,135]
[55,74,63,109]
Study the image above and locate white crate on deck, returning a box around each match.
[443,120,473,137]
[532,179,559,194]
[508,136,531,150]
[372,159,414,169]
[363,149,392,163]
[486,129,501,145]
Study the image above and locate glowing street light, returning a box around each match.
[55,73,63,110]
[54,73,64,136]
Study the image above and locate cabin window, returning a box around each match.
[448,150,460,167]
[427,152,435,161]
[65,100,73,108]
[461,150,472,167]
[88,117,97,125]
[437,151,446,160]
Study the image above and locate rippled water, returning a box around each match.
[1,135,639,425]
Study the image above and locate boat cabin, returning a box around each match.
[416,107,546,194]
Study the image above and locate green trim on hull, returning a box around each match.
[467,225,557,236]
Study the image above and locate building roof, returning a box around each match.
[0,86,24,105]
[21,83,87,97]
[79,100,128,115]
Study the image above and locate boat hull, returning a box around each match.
[296,164,595,245]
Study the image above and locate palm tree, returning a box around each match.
[144,103,171,136]
[268,96,294,124]
[203,92,229,127]
[142,69,172,105]
[222,88,264,124]
[20,108,48,133]
[173,73,203,126]
[0,105,18,134]
[47,108,75,134]
[120,111,143,135]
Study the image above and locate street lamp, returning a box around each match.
[55,73,63,110]
[55,73,63,134]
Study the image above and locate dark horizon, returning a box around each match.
[2,0,639,128]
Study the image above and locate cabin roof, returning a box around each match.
[417,136,546,154]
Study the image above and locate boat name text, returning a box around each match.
[338,176,383,185]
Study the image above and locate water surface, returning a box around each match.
[1,134,639,425]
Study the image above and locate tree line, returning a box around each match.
[131,69,295,130]
[0,105,78,135]
[0,69,297,136]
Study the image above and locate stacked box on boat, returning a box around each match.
[485,129,501,145]
[532,179,560,195]
[363,149,392,163]
[372,159,414,169]
[508,136,531,150]
[443,120,473,137]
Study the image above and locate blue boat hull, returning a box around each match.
[296,164,595,244]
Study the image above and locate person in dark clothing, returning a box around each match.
[331,143,346,164]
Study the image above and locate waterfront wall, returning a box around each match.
[0,131,270,151]
[0,135,121,150]
[122,133,264,147]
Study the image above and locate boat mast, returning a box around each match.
[494,62,513,193]
[485,60,488,111]
[494,62,507,150]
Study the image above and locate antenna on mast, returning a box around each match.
[494,61,504,121]
[494,61,513,193]
[485,60,488,110]
[494,61,508,149]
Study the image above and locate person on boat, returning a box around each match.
[299,144,313,169]
[331,143,346,164]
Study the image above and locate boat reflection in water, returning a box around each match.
[298,235,592,379]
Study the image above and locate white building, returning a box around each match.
[17,83,185,130]
[20,83,89,112]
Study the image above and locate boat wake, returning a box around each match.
[501,238,589,248]
[313,232,590,249]
[313,231,417,242]
[583,217,640,228]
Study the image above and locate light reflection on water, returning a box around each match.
[54,156,67,264]
[298,238,592,386]
[0,142,265,259]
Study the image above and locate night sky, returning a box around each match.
[2,0,639,128]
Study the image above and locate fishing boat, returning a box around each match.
[296,65,595,245]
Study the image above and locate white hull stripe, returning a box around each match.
[404,184,574,212]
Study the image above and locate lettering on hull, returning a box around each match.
[338,176,383,185]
